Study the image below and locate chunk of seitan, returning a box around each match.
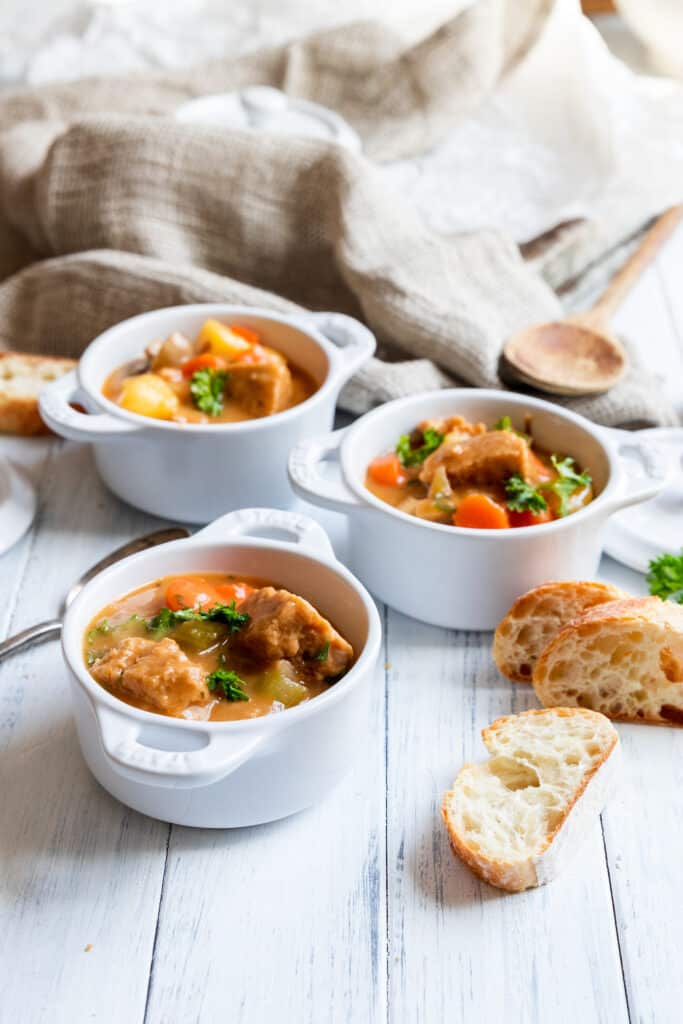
[417,414,486,441]
[419,429,532,486]
[227,350,292,417]
[91,636,208,714]
[235,586,353,681]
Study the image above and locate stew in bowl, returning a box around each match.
[104,318,316,424]
[366,412,593,529]
[85,572,354,722]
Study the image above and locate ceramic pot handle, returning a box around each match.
[39,370,141,443]
[288,428,362,513]
[600,427,674,511]
[97,706,265,789]
[304,312,375,381]
[195,507,336,559]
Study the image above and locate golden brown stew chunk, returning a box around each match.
[91,637,208,716]
[419,430,532,487]
[84,573,354,722]
[235,587,353,682]
[365,413,593,530]
[103,319,316,424]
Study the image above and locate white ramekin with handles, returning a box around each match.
[289,389,671,631]
[61,508,382,827]
[39,304,375,523]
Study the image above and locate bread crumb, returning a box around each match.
[84,944,93,953]
[384,661,392,670]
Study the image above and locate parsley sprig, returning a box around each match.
[313,641,330,662]
[206,668,250,701]
[504,456,591,518]
[190,367,228,416]
[647,551,683,603]
[505,474,548,514]
[148,601,249,639]
[86,618,110,643]
[547,456,592,517]
[396,428,444,467]
[494,415,531,443]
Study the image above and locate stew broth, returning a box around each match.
[366,413,593,529]
[84,573,354,722]
[103,319,317,425]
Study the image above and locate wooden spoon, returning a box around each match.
[502,206,683,396]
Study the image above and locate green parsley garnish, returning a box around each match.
[147,601,249,639]
[647,551,683,603]
[396,428,444,467]
[86,619,110,643]
[313,641,330,662]
[545,456,592,517]
[494,415,531,443]
[207,602,251,631]
[206,668,249,701]
[190,367,228,417]
[505,474,548,514]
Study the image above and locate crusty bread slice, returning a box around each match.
[533,597,683,725]
[494,581,627,682]
[0,352,75,435]
[441,708,619,892]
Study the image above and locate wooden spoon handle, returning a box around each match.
[586,205,683,327]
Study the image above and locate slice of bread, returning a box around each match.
[494,581,627,683]
[441,708,619,892]
[0,352,75,435]
[533,596,683,725]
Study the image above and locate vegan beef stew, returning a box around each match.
[84,573,353,721]
[366,413,593,529]
[103,320,317,424]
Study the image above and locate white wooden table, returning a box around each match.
[1,231,682,1024]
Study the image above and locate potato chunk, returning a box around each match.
[119,374,179,420]
[197,319,252,360]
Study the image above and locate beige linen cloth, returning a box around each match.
[0,0,674,427]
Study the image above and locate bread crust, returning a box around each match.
[533,597,683,725]
[441,708,619,892]
[493,581,627,682]
[0,353,75,435]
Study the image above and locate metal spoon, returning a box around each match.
[0,527,190,661]
[502,206,683,396]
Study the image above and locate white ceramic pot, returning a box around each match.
[289,389,671,631]
[39,304,375,523]
[61,508,382,828]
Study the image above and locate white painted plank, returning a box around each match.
[0,441,170,1024]
[599,233,683,1024]
[144,649,387,1024]
[600,723,683,1024]
[385,611,629,1024]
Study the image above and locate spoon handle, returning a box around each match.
[0,619,62,661]
[586,205,683,327]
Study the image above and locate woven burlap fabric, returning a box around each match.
[0,1,552,161]
[0,5,675,427]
